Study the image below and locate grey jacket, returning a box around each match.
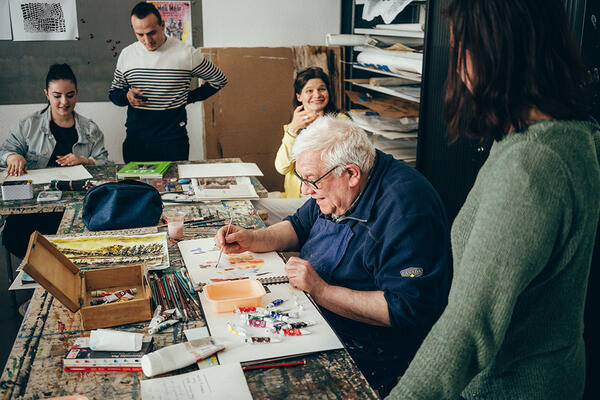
[0,106,109,168]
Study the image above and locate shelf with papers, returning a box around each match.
[351,82,420,103]
[354,27,424,39]
[353,65,422,83]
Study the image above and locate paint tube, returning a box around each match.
[141,337,225,377]
[148,319,179,334]
[90,288,137,305]
[244,336,281,344]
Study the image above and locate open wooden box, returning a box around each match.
[22,231,152,330]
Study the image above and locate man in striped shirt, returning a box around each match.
[109,2,227,162]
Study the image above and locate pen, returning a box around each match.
[242,360,306,371]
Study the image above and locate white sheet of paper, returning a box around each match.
[140,364,252,400]
[178,238,287,287]
[0,0,12,40]
[9,0,79,41]
[3,165,92,184]
[178,163,263,178]
[191,177,258,200]
[8,270,41,291]
[201,283,344,365]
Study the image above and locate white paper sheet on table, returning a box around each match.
[200,282,344,366]
[3,165,92,184]
[178,163,263,178]
[0,0,12,40]
[140,363,252,400]
[178,238,287,287]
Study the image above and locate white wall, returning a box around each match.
[202,0,341,47]
[0,102,204,164]
[0,1,341,163]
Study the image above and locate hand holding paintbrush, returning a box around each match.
[215,213,233,268]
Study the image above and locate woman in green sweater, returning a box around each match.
[387,0,600,399]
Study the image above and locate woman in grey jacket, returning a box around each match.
[0,64,109,258]
[0,64,108,174]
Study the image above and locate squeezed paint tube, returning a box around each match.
[141,337,225,377]
[227,322,247,337]
[266,298,285,309]
[246,319,267,328]
[90,288,137,305]
[148,319,179,334]
[244,336,281,344]
[278,328,311,336]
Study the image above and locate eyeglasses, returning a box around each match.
[293,165,340,190]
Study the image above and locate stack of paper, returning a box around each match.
[177,163,263,201]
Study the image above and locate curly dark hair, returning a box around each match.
[443,0,589,142]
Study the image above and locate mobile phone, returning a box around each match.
[37,190,62,202]
[134,93,149,101]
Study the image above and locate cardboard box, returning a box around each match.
[201,46,343,192]
[22,231,152,330]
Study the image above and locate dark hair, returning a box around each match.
[46,63,77,90]
[444,0,589,142]
[131,1,162,25]
[293,67,338,115]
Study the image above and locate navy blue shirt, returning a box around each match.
[285,151,451,387]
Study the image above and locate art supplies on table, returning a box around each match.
[46,232,170,270]
[117,161,172,179]
[23,232,153,330]
[190,176,259,200]
[3,164,93,184]
[177,238,288,288]
[148,272,203,322]
[140,363,252,400]
[63,335,153,372]
[177,162,263,179]
[200,282,343,366]
[8,270,41,291]
[36,190,62,202]
[141,337,225,377]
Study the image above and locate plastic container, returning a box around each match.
[203,279,266,313]
[165,210,185,240]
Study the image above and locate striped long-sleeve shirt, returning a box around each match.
[109,37,227,142]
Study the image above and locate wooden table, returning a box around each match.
[0,200,378,399]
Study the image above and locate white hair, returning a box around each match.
[290,115,376,174]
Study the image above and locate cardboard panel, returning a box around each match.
[201,46,343,192]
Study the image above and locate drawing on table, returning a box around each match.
[48,232,170,269]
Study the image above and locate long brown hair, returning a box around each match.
[444,0,589,142]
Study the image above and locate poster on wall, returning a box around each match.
[1,0,13,40]
[148,1,192,45]
[9,0,78,41]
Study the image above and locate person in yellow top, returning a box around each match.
[275,67,344,198]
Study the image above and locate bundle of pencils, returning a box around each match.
[148,271,202,322]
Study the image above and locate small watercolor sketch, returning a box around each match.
[178,238,287,287]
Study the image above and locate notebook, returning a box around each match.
[177,238,288,289]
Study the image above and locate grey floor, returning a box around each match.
[0,247,33,370]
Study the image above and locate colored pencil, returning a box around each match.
[242,360,306,371]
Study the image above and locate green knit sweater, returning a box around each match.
[387,119,600,400]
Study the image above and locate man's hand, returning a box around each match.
[285,256,328,296]
[127,88,149,106]
[56,153,92,166]
[6,153,27,176]
[214,225,256,254]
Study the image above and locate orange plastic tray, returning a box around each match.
[203,279,266,313]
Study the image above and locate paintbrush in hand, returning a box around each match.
[216,214,233,268]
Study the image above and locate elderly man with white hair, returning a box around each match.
[215,116,451,396]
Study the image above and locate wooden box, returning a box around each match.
[22,231,152,330]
